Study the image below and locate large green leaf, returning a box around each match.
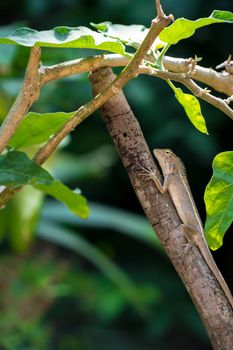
[160,10,233,44]
[169,83,208,134]
[0,151,89,219]
[9,111,75,149]
[0,26,125,54]
[91,22,165,49]
[204,151,233,250]
[0,151,53,187]
[35,180,89,219]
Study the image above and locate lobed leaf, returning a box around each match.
[171,85,208,134]
[35,179,89,219]
[204,151,233,250]
[0,151,53,187]
[0,26,125,54]
[9,111,75,149]
[160,10,233,44]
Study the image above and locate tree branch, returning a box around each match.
[138,66,233,120]
[0,46,41,154]
[40,54,233,97]
[33,6,173,165]
[89,66,233,350]
[0,0,172,207]
[163,55,233,96]
[39,54,130,85]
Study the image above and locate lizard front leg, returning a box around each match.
[139,166,171,193]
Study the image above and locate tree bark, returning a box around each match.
[89,67,233,350]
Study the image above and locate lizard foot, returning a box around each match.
[138,166,158,182]
[178,241,194,260]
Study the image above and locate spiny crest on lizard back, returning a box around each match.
[168,150,187,179]
[154,149,187,179]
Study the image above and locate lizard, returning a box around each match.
[141,148,233,308]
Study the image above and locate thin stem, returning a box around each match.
[139,66,233,120]
[156,43,171,69]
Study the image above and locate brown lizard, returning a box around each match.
[142,148,233,308]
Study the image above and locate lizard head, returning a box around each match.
[153,148,175,162]
[153,148,185,175]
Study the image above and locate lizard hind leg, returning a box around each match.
[178,224,197,259]
[178,241,194,259]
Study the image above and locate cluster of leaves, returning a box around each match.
[0,9,232,252]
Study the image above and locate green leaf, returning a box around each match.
[210,10,233,22]
[9,111,75,149]
[35,179,89,219]
[170,84,208,134]
[91,21,165,49]
[0,151,53,187]
[0,26,125,54]
[0,151,89,219]
[160,10,233,44]
[204,151,233,250]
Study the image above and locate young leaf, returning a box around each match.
[204,151,233,250]
[170,84,208,134]
[0,26,125,54]
[91,22,165,49]
[8,111,75,149]
[34,179,89,219]
[0,151,53,187]
[160,10,233,44]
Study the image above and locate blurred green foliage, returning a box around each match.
[0,0,232,349]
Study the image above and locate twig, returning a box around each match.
[163,56,233,96]
[0,47,41,154]
[33,4,173,165]
[138,66,233,120]
[182,79,233,121]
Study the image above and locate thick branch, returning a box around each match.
[39,54,130,85]
[0,46,41,153]
[89,67,233,350]
[40,54,233,97]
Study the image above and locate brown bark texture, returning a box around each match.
[89,67,233,350]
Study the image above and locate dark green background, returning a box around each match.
[0,1,232,349]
